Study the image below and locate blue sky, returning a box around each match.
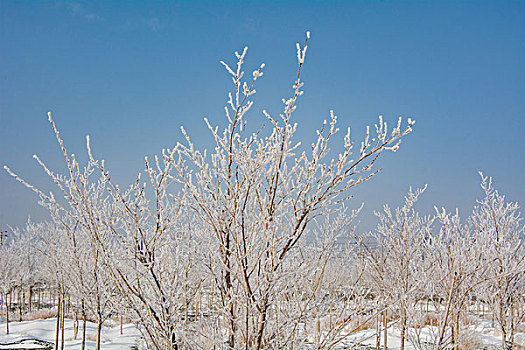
[1,1,524,232]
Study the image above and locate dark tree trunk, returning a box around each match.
[95,319,103,350]
[54,293,61,350]
[400,310,407,350]
[81,300,86,350]
[383,310,387,350]
[18,288,22,321]
[60,296,65,350]
[255,299,269,350]
[4,292,9,335]
[28,286,33,313]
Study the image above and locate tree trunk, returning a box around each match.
[375,311,381,350]
[54,293,61,350]
[255,302,269,350]
[18,288,22,321]
[400,311,406,350]
[451,317,456,349]
[81,318,86,350]
[60,296,65,350]
[28,286,32,313]
[225,260,235,349]
[455,312,460,350]
[81,300,86,350]
[5,292,9,335]
[95,319,103,350]
[315,311,320,346]
[383,310,387,350]
[74,309,78,340]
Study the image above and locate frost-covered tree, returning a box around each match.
[425,208,488,350]
[369,187,434,350]
[44,215,114,350]
[5,120,202,349]
[0,230,18,335]
[4,32,415,350]
[307,216,379,350]
[471,173,525,350]
[87,147,206,349]
[26,221,70,350]
[8,225,41,321]
[174,32,415,349]
[363,228,392,350]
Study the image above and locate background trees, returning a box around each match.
[3,167,525,350]
[367,187,434,350]
[0,229,17,335]
[423,208,485,350]
[471,173,525,350]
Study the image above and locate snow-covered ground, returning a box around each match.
[0,316,523,349]
[0,318,140,349]
[330,319,524,350]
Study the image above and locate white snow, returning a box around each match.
[327,319,524,350]
[0,318,140,350]
[1,316,523,349]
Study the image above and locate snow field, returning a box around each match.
[1,314,524,349]
[0,318,140,350]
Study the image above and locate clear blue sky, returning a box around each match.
[1,1,524,232]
